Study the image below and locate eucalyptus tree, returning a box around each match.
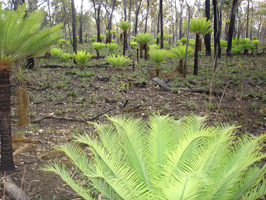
[71,0,77,55]
[226,0,238,57]
[134,0,143,36]
[204,0,211,56]
[79,0,84,44]
[92,0,102,42]
[0,4,63,171]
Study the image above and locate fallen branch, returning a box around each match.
[151,78,171,91]
[2,175,31,200]
[39,65,68,69]
[178,88,223,96]
[31,107,116,124]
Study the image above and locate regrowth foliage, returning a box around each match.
[43,115,266,200]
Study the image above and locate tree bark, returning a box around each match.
[134,0,142,36]
[128,0,132,53]
[246,0,249,38]
[250,3,253,39]
[179,0,183,39]
[92,0,102,42]
[0,70,15,171]
[79,0,84,44]
[204,0,211,56]
[71,0,77,56]
[174,0,178,43]
[144,0,150,33]
[106,0,117,44]
[226,0,238,57]
[160,0,163,49]
[194,33,199,75]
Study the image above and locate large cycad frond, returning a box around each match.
[0,4,63,66]
[43,114,266,200]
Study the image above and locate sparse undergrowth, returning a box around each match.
[2,42,266,199]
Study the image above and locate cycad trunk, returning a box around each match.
[144,44,148,60]
[0,69,15,171]
[194,33,199,75]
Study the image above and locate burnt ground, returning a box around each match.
[1,44,266,199]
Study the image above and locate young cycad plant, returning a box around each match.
[105,54,131,69]
[133,33,154,60]
[0,4,63,171]
[106,43,118,55]
[60,52,72,63]
[168,45,194,74]
[118,21,131,55]
[92,42,105,59]
[180,38,187,45]
[149,49,168,76]
[184,17,213,75]
[73,51,92,68]
[43,114,266,200]
[50,48,62,58]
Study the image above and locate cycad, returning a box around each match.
[60,52,72,63]
[0,4,63,171]
[92,42,105,59]
[184,17,213,75]
[118,21,131,56]
[149,49,168,76]
[43,114,266,200]
[168,46,194,74]
[106,43,118,54]
[133,33,154,60]
[73,51,92,68]
[105,54,131,69]
[49,48,62,58]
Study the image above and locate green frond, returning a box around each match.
[134,33,154,44]
[220,39,227,48]
[0,4,63,66]
[106,43,118,52]
[252,40,260,45]
[184,17,213,35]
[168,46,194,59]
[73,50,92,67]
[105,54,131,67]
[118,21,131,31]
[44,114,266,200]
[42,163,93,200]
[180,38,187,45]
[60,52,71,62]
[92,42,105,50]
[251,36,257,40]
[149,49,168,63]
[49,48,62,57]
[149,44,160,50]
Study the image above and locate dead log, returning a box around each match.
[40,65,68,69]
[2,175,31,200]
[150,78,171,91]
[178,88,223,96]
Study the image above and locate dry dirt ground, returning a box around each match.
[1,48,266,199]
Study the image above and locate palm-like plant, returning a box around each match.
[119,21,131,55]
[49,48,62,58]
[106,43,118,54]
[180,38,187,45]
[0,4,63,171]
[60,52,72,63]
[184,17,213,75]
[105,54,131,69]
[73,51,92,68]
[149,49,168,76]
[92,42,105,59]
[133,33,154,60]
[43,114,266,200]
[168,46,194,74]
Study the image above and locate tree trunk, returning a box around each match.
[157,11,160,45]
[107,0,117,44]
[213,0,221,59]
[194,33,199,75]
[226,0,238,57]
[175,0,178,43]
[71,0,77,56]
[0,70,15,171]
[92,0,102,43]
[79,0,84,44]
[123,31,126,55]
[179,0,183,39]
[250,3,253,39]
[144,0,150,33]
[160,0,163,49]
[128,0,132,53]
[134,0,142,36]
[204,0,211,56]
[246,0,249,38]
